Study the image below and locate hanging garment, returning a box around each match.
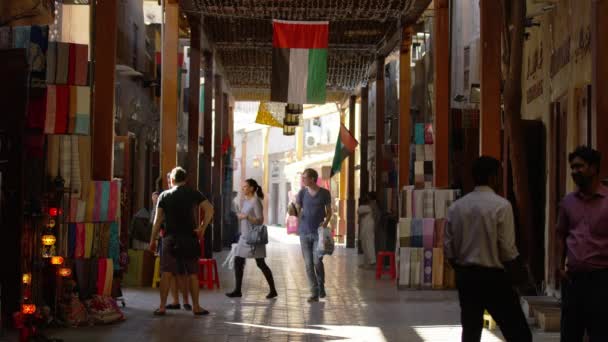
[423,248,433,287]
[432,248,445,289]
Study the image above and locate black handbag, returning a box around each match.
[169,234,201,259]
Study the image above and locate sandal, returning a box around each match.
[193,309,210,316]
[166,303,181,310]
[183,304,192,311]
[153,308,166,316]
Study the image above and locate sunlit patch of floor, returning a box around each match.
[226,322,388,341]
[412,325,504,342]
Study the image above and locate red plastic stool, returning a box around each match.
[197,236,220,289]
[198,258,220,289]
[376,251,396,280]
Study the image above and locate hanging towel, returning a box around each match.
[109,222,120,270]
[411,219,423,247]
[424,123,434,144]
[70,136,81,195]
[44,85,57,134]
[424,145,434,161]
[406,188,413,218]
[415,144,425,162]
[97,259,114,296]
[47,135,60,180]
[399,247,411,287]
[75,223,85,258]
[410,248,422,287]
[423,161,433,176]
[68,86,78,133]
[74,86,90,135]
[104,259,114,296]
[413,190,424,218]
[422,218,435,248]
[84,223,94,258]
[432,248,444,289]
[55,42,70,84]
[423,190,434,218]
[107,180,120,221]
[423,248,433,287]
[434,218,446,248]
[74,44,89,86]
[55,85,70,133]
[99,181,110,221]
[414,123,425,145]
[78,136,92,200]
[68,43,77,85]
[46,42,57,83]
[398,218,412,247]
[59,135,72,190]
[434,189,449,219]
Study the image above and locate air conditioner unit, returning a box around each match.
[305,133,320,148]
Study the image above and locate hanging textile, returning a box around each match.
[78,136,92,200]
[96,259,114,297]
[109,222,120,270]
[423,248,433,287]
[398,218,411,246]
[422,218,435,248]
[55,42,70,85]
[410,219,423,247]
[432,248,445,289]
[85,181,121,222]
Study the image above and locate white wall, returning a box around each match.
[450,0,481,108]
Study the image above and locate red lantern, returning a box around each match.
[51,256,64,265]
[49,208,58,216]
[21,304,36,315]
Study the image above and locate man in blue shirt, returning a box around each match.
[295,168,332,302]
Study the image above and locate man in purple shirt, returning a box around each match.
[556,146,608,342]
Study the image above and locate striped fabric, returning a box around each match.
[84,223,94,258]
[109,222,121,270]
[55,42,70,84]
[78,137,92,200]
[70,136,81,195]
[60,135,73,189]
[75,223,85,258]
[96,259,114,297]
[85,180,121,222]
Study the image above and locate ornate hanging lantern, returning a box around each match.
[41,235,56,246]
[284,103,303,126]
[51,256,64,265]
[58,268,72,277]
[21,304,36,315]
[22,273,32,285]
[47,219,56,228]
[283,122,296,136]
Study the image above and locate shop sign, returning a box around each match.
[526,80,544,104]
[550,37,571,78]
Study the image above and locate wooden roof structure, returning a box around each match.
[181,0,431,101]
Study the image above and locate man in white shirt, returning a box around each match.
[445,156,531,342]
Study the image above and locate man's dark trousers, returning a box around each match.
[561,269,608,342]
[455,265,532,342]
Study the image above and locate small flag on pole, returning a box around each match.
[330,123,359,177]
[271,20,329,105]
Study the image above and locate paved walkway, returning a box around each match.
[44,227,559,342]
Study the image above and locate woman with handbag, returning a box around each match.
[226,179,277,299]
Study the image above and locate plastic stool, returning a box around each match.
[376,251,396,280]
[152,256,161,288]
[198,258,220,289]
[483,310,496,330]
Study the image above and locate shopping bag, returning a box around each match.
[317,227,335,256]
[222,243,237,270]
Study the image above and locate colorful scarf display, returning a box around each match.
[85,180,121,222]
[96,259,114,297]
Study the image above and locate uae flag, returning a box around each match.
[331,123,359,177]
[271,20,329,105]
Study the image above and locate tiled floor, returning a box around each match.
[42,227,559,342]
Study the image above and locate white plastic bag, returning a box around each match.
[222,243,237,269]
[317,227,335,256]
